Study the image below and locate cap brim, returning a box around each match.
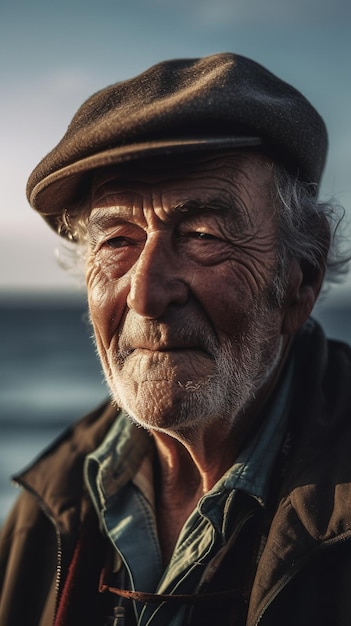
[29,135,262,230]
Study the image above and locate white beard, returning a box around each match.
[98,297,283,435]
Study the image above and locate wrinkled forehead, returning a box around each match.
[91,149,273,206]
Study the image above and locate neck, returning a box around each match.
[151,342,291,563]
[152,417,255,564]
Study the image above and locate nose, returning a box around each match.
[126,232,189,319]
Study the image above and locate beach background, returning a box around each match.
[1,0,350,523]
[0,294,107,522]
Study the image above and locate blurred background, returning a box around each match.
[0,0,350,522]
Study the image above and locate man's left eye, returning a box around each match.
[104,236,131,248]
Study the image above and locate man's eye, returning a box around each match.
[186,231,219,241]
[195,232,216,240]
[104,236,131,249]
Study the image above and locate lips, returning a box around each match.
[122,341,211,356]
[136,341,204,351]
[124,346,211,358]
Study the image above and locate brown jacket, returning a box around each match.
[1,320,351,625]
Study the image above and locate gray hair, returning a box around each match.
[270,163,350,305]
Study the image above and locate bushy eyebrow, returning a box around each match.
[172,199,226,213]
[87,207,133,244]
[173,199,247,229]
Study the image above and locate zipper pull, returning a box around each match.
[104,606,126,626]
[112,606,126,626]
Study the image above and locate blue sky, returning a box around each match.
[0,0,350,296]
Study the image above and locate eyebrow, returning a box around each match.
[88,206,133,226]
[172,199,228,213]
[172,198,246,229]
[87,206,135,240]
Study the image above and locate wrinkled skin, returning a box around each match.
[85,152,322,557]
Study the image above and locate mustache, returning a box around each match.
[116,314,221,359]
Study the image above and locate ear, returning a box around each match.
[281,260,326,336]
[281,214,330,336]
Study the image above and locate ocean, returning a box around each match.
[1,293,350,523]
[0,294,108,523]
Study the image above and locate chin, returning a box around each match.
[108,374,250,436]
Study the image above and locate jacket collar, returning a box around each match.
[248,319,351,622]
[13,400,118,533]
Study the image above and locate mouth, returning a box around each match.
[129,346,211,358]
[117,345,212,366]
[131,341,210,352]
[116,319,218,361]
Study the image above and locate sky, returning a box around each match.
[0,0,350,299]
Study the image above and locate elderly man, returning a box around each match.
[1,53,351,626]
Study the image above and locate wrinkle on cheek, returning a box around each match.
[87,258,129,352]
[225,249,274,301]
[86,255,104,291]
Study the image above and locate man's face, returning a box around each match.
[86,153,287,434]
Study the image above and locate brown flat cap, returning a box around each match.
[27,52,328,234]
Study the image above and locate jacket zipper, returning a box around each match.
[12,479,63,623]
[43,505,63,623]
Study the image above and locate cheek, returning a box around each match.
[199,241,281,335]
[202,291,248,337]
[86,259,129,351]
[194,267,260,337]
